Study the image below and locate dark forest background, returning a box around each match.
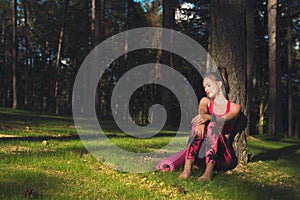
[0,0,299,138]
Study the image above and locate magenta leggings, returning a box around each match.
[185,122,237,170]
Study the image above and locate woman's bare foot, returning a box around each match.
[198,162,214,181]
[178,170,191,179]
[178,159,193,179]
[197,173,212,181]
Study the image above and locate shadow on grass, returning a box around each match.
[0,131,185,143]
[251,144,300,167]
[154,168,299,200]
[0,169,66,199]
[0,108,73,124]
[210,172,300,200]
[0,134,80,142]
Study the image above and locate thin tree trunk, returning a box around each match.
[276,1,283,134]
[256,17,268,134]
[246,0,255,136]
[83,1,91,54]
[93,0,100,118]
[92,0,105,119]
[268,0,277,135]
[124,0,135,60]
[99,0,105,42]
[29,57,34,110]
[99,0,107,118]
[294,120,299,138]
[54,0,69,114]
[11,0,18,109]
[287,0,293,137]
[161,0,177,127]
[1,12,6,106]
[22,0,30,109]
[258,101,268,134]
[42,40,49,113]
[91,0,96,45]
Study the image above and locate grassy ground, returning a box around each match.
[0,107,299,200]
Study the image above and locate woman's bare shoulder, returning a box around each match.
[200,97,210,104]
[230,102,241,113]
[198,97,211,111]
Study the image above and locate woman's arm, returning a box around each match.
[191,97,211,139]
[191,97,211,126]
[199,97,213,123]
[225,103,241,122]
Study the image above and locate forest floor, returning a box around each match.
[0,107,299,200]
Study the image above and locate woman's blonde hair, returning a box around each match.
[204,66,230,97]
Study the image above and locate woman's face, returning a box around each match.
[203,77,221,99]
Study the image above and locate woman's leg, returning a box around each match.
[198,162,214,181]
[179,126,203,179]
[198,122,220,181]
[198,129,237,180]
[215,134,237,171]
[178,159,193,179]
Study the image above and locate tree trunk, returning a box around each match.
[91,0,96,45]
[287,0,293,137]
[294,120,299,138]
[268,0,277,135]
[83,1,92,54]
[1,12,7,106]
[99,0,105,42]
[22,0,30,109]
[11,0,18,109]
[92,0,106,119]
[256,14,268,134]
[246,0,255,136]
[210,0,248,164]
[123,0,133,61]
[54,0,69,114]
[42,40,50,113]
[161,0,178,127]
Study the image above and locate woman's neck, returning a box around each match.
[212,93,227,105]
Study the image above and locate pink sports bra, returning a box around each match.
[208,100,231,117]
[208,100,235,134]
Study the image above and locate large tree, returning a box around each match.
[210,0,248,164]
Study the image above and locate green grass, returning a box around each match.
[0,107,300,199]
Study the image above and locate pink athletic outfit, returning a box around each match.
[156,100,237,171]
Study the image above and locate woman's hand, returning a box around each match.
[191,114,211,126]
[195,124,206,139]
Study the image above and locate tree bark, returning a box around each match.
[41,39,49,113]
[92,0,107,119]
[268,0,277,135]
[161,0,178,127]
[256,13,268,134]
[246,0,255,136]
[1,12,7,106]
[11,0,18,109]
[287,0,293,137]
[210,0,248,164]
[22,0,31,109]
[54,0,69,114]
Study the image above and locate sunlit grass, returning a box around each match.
[0,107,299,199]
